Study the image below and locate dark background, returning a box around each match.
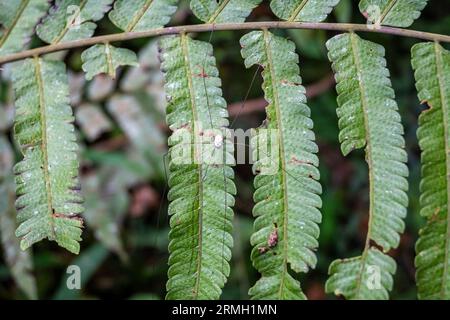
[1,0,450,300]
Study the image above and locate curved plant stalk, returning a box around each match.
[1,21,449,65]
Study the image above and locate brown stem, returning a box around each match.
[1,21,449,65]
[228,73,335,116]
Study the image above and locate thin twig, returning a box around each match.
[1,21,449,65]
[228,73,335,116]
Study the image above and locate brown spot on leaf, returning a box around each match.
[420,102,433,114]
[289,156,312,166]
[258,246,269,254]
[194,66,208,78]
[52,213,84,225]
[281,79,301,86]
[267,225,278,248]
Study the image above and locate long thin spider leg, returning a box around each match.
[153,151,170,249]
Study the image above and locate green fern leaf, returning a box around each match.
[36,0,113,44]
[240,30,322,300]
[160,34,236,300]
[190,0,262,23]
[81,43,138,80]
[270,0,340,22]
[412,42,450,300]
[0,135,37,299]
[12,58,84,254]
[324,33,408,299]
[0,0,50,56]
[359,0,428,27]
[109,0,178,32]
[326,247,396,299]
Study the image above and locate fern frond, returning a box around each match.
[36,0,113,44]
[240,30,322,300]
[12,58,84,254]
[160,34,236,300]
[359,0,428,27]
[412,42,450,300]
[0,0,49,56]
[109,0,178,32]
[81,43,138,80]
[324,33,408,299]
[270,0,340,22]
[0,135,37,299]
[190,0,262,23]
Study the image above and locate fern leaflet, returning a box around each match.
[160,34,236,300]
[270,0,340,22]
[81,43,138,80]
[412,42,450,300]
[190,0,262,23]
[0,0,49,56]
[80,0,178,80]
[359,0,429,27]
[109,0,178,32]
[12,58,84,254]
[324,33,408,299]
[240,30,322,300]
[36,0,113,44]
